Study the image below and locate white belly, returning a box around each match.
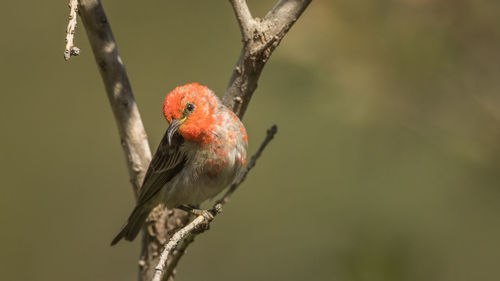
[159,144,243,208]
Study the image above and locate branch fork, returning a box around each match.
[224,0,312,118]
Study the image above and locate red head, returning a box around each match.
[163,83,219,145]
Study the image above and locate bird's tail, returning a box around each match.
[110,205,151,246]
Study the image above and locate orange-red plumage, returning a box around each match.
[162,83,218,145]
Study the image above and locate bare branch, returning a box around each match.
[139,208,191,281]
[152,209,221,281]
[75,2,189,281]
[229,0,254,42]
[156,125,278,281]
[161,234,195,281]
[151,215,211,281]
[223,0,312,118]
[64,0,80,60]
[78,0,152,193]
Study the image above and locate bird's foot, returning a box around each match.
[177,205,214,232]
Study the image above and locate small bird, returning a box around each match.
[111,83,248,245]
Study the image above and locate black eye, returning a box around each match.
[186,103,195,112]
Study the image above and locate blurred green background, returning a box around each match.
[1,0,499,280]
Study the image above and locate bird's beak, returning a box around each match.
[167,118,185,145]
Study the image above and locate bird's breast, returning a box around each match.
[159,108,247,208]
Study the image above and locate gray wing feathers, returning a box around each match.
[137,132,186,205]
[110,132,186,245]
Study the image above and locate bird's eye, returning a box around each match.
[186,103,195,112]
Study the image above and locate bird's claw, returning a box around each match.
[192,209,213,233]
[177,205,214,232]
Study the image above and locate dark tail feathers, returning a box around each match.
[110,205,150,246]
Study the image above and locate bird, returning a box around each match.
[111,83,248,245]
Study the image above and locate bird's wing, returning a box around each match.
[136,131,187,206]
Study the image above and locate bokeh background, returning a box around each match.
[1,0,499,280]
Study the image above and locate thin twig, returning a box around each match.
[229,0,254,42]
[64,0,80,60]
[155,125,278,281]
[218,124,278,204]
[161,234,195,280]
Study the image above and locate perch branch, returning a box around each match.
[64,0,80,60]
[155,125,278,281]
[152,215,214,281]
[161,234,195,280]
